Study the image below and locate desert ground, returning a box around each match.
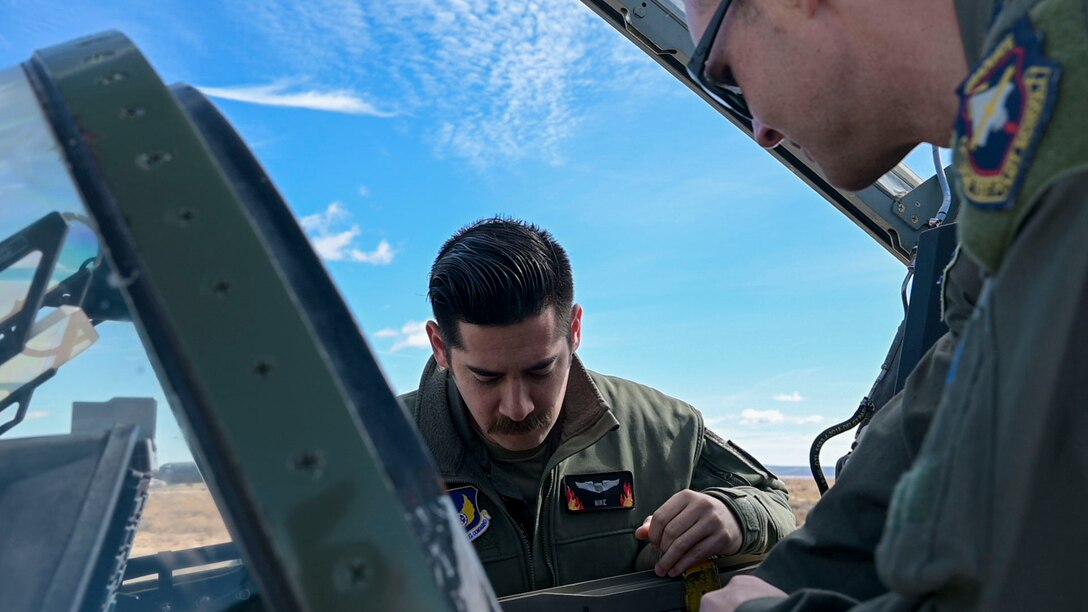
[132,483,231,557]
[783,477,825,526]
[132,477,827,557]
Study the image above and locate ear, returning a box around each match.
[569,304,584,352]
[426,320,451,369]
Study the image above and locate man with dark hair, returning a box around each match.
[399,217,795,597]
[680,0,1088,609]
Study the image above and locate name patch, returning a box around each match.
[953,16,1061,210]
[562,471,635,512]
[447,485,491,541]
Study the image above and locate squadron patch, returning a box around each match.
[448,485,491,541]
[953,16,1061,210]
[562,471,635,512]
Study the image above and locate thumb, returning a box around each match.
[635,516,652,540]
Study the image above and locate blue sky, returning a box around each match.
[0,0,917,467]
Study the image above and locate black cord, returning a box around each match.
[808,397,876,494]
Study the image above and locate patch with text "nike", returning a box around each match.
[562,471,635,512]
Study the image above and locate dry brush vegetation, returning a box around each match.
[783,477,825,526]
[132,484,230,557]
[133,478,827,557]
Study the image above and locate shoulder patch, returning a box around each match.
[563,471,635,512]
[447,485,491,541]
[954,16,1061,211]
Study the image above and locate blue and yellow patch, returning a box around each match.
[954,16,1061,210]
[448,485,491,542]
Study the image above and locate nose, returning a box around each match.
[752,116,784,149]
[499,379,534,421]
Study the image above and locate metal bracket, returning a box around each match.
[892,166,958,230]
[618,0,687,56]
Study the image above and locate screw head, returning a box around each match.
[136,151,173,170]
[212,279,231,297]
[253,358,274,378]
[288,450,325,480]
[97,71,128,86]
[172,208,196,228]
[334,557,371,592]
[120,107,146,120]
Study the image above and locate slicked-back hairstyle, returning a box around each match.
[429,217,574,349]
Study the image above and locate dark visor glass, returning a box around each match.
[686,0,751,120]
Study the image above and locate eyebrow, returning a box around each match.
[466,356,558,378]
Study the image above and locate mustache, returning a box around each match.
[488,409,552,436]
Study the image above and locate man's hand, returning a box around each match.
[700,575,787,612]
[634,489,742,577]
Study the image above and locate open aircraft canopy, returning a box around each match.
[0,31,499,612]
[579,0,959,263]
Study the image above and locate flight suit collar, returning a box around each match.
[558,353,615,446]
[413,353,617,477]
[954,0,999,65]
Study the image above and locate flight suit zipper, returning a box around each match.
[448,478,538,591]
[517,524,536,590]
[532,469,558,587]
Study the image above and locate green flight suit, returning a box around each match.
[741,253,982,611]
[745,0,1088,609]
[400,354,795,597]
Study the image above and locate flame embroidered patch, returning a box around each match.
[566,485,585,511]
[562,471,635,512]
[620,482,634,508]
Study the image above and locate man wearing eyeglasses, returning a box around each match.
[682,0,1088,610]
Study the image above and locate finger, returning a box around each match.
[635,516,652,541]
[658,502,702,553]
[648,490,695,547]
[656,507,728,576]
[700,587,742,612]
[700,575,787,610]
[655,510,711,576]
[656,524,714,577]
[664,538,720,577]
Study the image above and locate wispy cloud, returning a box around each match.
[738,409,824,426]
[240,0,373,68]
[375,320,430,352]
[200,80,395,116]
[773,392,805,403]
[300,202,395,264]
[692,368,823,412]
[405,1,594,165]
[236,0,641,166]
[710,429,850,467]
[357,185,370,198]
[740,409,786,425]
[26,411,48,420]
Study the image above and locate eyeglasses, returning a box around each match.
[686,0,751,120]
